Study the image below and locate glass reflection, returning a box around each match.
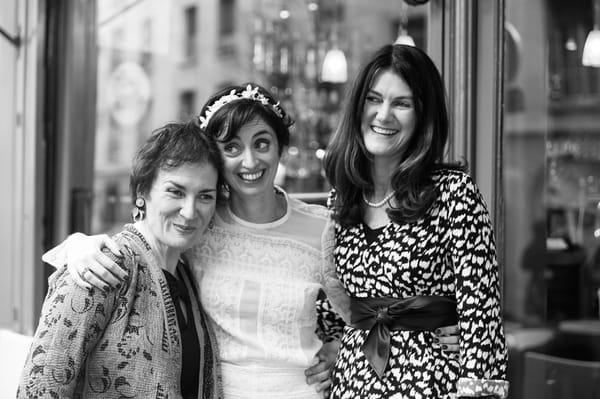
[91,0,429,234]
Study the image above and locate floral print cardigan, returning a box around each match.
[18,225,222,399]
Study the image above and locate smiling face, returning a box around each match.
[361,68,417,164]
[217,117,280,199]
[143,162,218,251]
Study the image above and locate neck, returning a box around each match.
[133,222,181,274]
[228,187,284,224]
[370,157,397,196]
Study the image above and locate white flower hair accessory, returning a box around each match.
[199,84,285,129]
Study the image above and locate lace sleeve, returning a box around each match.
[320,213,351,323]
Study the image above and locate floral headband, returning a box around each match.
[198,84,285,129]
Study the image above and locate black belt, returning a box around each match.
[350,296,457,378]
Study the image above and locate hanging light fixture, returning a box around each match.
[321,47,347,83]
[321,0,347,83]
[582,0,600,67]
[394,0,415,46]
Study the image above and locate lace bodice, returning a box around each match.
[190,192,349,398]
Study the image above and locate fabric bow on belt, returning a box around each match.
[350,296,458,378]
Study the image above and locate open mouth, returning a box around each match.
[371,125,399,136]
[238,170,265,182]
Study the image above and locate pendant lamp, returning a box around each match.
[582,0,600,67]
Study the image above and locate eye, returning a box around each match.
[365,94,382,104]
[197,192,216,202]
[221,142,241,156]
[393,99,414,108]
[254,138,271,151]
[167,188,184,197]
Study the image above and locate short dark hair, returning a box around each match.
[324,44,463,226]
[130,119,224,203]
[199,83,294,156]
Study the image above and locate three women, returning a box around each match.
[29,43,505,398]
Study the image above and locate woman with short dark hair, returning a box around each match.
[18,121,223,398]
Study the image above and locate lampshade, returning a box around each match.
[582,29,600,67]
[321,48,348,83]
[394,34,415,46]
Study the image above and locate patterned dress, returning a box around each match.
[330,170,509,399]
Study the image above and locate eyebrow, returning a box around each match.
[367,89,413,100]
[166,181,217,193]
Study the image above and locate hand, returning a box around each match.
[65,233,126,290]
[305,339,340,395]
[433,324,459,353]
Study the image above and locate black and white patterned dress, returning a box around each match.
[329,169,509,399]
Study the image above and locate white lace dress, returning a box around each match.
[190,191,349,399]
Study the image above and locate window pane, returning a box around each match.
[504,0,600,396]
[92,0,430,233]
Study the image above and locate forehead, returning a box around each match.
[229,117,276,141]
[154,162,218,185]
[370,69,412,95]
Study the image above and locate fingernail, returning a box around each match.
[435,328,441,334]
[442,344,448,350]
[433,337,439,344]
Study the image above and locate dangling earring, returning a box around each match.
[132,197,146,222]
[220,183,230,199]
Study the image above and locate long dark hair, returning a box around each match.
[323,44,463,226]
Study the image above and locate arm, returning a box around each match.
[43,232,126,289]
[18,254,125,398]
[449,174,509,398]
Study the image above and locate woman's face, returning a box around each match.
[217,117,280,199]
[361,69,417,163]
[143,162,218,251]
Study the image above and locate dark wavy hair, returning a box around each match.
[130,119,224,203]
[323,44,464,226]
[199,83,294,155]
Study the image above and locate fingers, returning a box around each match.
[82,268,111,292]
[442,343,460,353]
[94,252,127,282]
[313,376,332,393]
[435,325,459,336]
[433,324,460,354]
[306,368,331,388]
[98,235,123,258]
[305,360,329,377]
[436,334,458,346]
[67,263,92,290]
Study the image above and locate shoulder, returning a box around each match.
[288,195,331,221]
[104,228,144,272]
[432,168,477,194]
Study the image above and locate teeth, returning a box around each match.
[239,171,264,181]
[371,126,398,135]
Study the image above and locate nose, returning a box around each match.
[241,148,258,169]
[375,101,392,122]
[180,196,197,220]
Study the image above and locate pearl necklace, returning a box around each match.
[362,191,395,208]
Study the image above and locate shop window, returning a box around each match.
[503,0,600,397]
[91,0,429,230]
